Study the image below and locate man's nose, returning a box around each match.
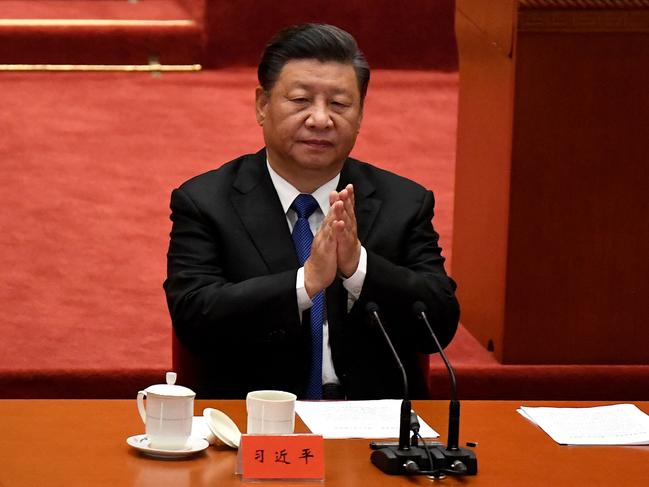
[306,103,333,129]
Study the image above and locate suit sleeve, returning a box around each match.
[356,189,459,352]
[164,187,301,348]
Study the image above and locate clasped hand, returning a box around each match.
[304,184,361,298]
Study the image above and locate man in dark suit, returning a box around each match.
[164,24,459,400]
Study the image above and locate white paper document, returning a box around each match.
[518,404,649,445]
[295,399,439,439]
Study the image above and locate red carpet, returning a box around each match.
[0,68,459,397]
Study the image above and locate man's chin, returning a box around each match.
[291,149,343,170]
[294,156,344,173]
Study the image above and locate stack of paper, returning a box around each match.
[518,404,649,445]
[296,399,439,439]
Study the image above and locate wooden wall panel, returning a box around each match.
[453,0,649,364]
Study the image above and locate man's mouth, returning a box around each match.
[301,139,334,148]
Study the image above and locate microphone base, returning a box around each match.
[371,446,477,476]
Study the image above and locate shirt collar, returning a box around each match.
[267,160,340,215]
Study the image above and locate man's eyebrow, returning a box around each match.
[287,82,354,95]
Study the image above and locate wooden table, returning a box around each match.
[2,400,648,486]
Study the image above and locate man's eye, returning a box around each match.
[291,98,309,104]
[332,101,349,108]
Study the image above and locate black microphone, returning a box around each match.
[365,302,410,451]
[412,301,459,448]
[412,301,478,475]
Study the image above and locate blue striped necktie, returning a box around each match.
[291,194,324,400]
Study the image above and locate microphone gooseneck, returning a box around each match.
[412,301,460,450]
[366,302,408,401]
[366,302,411,451]
[412,301,458,402]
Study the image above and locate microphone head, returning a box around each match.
[365,301,380,314]
[412,301,427,316]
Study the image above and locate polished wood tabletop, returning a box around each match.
[2,399,649,486]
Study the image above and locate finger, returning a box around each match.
[324,218,339,243]
[337,184,353,201]
[341,192,355,221]
[338,198,356,235]
[321,200,340,226]
[330,200,345,221]
[332,220,346,238]
[346,184,355,207]
[335,185,354,218]
[314,221,334,250]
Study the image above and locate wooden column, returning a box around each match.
[452,0,649,364]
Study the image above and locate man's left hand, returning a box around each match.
[330,184,361,278]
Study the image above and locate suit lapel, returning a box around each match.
[339,159,381,243]
[230,150,298,273]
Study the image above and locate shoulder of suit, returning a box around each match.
[176,151,263,193]
[346,157,429,195]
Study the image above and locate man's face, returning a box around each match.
[256,59,363,188]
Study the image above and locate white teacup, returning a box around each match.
[246,390,297,434]
[137,372,195,450]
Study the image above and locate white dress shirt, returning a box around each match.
[267,162,367,385]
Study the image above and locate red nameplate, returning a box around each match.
[240,434,325,480]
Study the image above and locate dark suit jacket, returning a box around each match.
[164,149,459,399]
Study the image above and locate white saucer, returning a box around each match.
[126,434,209,459]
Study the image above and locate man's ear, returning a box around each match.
[356,107,364,134]
[255,86,268,126]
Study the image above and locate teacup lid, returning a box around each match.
[144,372,195,397]
[203,408,241,448]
